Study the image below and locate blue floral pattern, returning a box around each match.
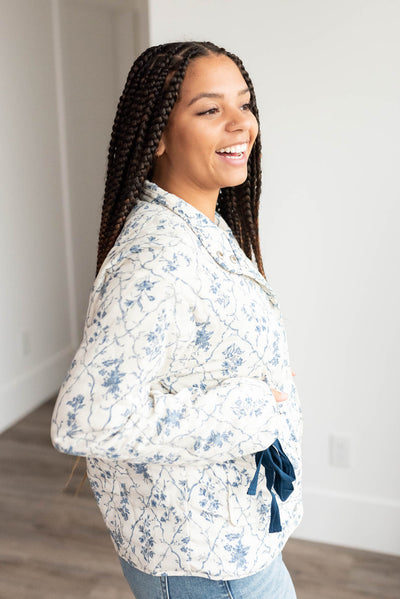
[51,180,303,580]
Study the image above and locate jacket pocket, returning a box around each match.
[226,458,267,528]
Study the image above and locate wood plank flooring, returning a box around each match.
[0,399,399,599]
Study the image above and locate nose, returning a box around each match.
[225,106,251,132]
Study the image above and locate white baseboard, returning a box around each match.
[0,346,74,434]
[293,486,400,556]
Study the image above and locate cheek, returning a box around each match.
[179,128,216,161]
[171,126,200,157]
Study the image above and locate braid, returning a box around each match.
[97,42,218,274]
[96,41,266,279]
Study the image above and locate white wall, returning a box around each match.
[148,0,400,555]
[0,0,71,431]
[0,0,145,432]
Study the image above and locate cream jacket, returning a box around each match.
[51,180,303,579]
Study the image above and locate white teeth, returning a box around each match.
[216,143,248,154]
[227,153,243,159]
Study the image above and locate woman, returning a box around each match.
[51,41,303,599]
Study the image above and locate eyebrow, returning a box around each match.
[187,87,250,107]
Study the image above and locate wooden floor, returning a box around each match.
[1,399,399,599]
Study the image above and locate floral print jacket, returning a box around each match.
[51,180,303,580]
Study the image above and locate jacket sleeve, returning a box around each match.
[51,256,280,464]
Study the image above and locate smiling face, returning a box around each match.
[151,53,259,218]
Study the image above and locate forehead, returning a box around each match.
[178,54,247,100]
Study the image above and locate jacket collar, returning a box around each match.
[141,180,278,305]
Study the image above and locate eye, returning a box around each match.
[241,103,252,111]
[197,107,219,116]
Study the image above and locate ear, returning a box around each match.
[155,134,166,158]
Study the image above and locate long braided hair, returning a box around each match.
[96,40,265,278]
[68,42,266,494]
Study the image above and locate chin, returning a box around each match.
[221,172,248,189]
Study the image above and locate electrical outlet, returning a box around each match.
[329,434,350,468]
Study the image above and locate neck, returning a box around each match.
[151,172,218,223]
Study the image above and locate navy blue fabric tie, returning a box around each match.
[247,439,296,533]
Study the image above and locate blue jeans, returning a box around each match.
[119,553,297,599]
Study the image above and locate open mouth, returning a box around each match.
[216,142,248,161]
